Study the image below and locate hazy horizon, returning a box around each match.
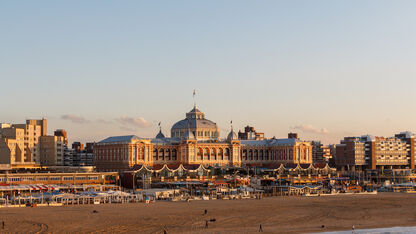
[1,1,416,145]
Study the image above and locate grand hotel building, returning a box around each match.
[94,106,312,171]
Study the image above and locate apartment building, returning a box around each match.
[0,118,71,168]
[39,135,65,166]
[395,131,416,169]
[238,125,265,140]
[335,133,414,171]
[63,142,94,167]
[0,119,44,166]
[10,118,46,163]
[311,141,332,163]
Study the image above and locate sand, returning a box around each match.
[1,193,416,233]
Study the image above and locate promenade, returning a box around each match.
[1,193,416,233]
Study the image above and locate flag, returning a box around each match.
[158,122,161,127]
[193,89,196,97]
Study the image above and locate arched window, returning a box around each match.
[141,147,145,160]
[153,148,157,161]
[254,150,258,161]
[204,148,209,160]
[158,148,164,161]
[304,148,308,161]
[242,149,247,160]
[197,148,203,160]
[259,150,264,160]
[165,149,171,161]
[219,148,224,160]
[265,150,269,160]
[248,149,253,161]
[224,148,230,160]
[211,148,217,160]
[172,149,177,161]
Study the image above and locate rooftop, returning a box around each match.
[99,135,144,143]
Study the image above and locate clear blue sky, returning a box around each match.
[1,1,415,144]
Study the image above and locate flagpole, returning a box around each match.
[193,89,196,108]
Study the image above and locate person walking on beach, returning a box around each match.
[204,209,207,215]
[259,224,263,232]
[352,225,355,233]
[2,221,4,229]
[205,220,209,229]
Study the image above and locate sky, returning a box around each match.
[1,1,416,145]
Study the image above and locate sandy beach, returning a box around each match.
[1,193,416,233]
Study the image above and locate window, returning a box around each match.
[224,148,230,160]
[203,148,209,160]
[36,177,48,181]
[153,149,157,161]
[9,177,21,182]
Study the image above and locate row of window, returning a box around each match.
[173,131,219,138]
[1,176,101,182]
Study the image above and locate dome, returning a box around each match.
[171,106,220,140]
[184,129,195,140]
[171,118,218,131]
[155,130,165,139]
[227,130,238,142]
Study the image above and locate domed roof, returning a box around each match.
[227,130,238,142]
[184,129,195,140]
[171,105,220,140]
[171,118,217,131]
[171,106,218,131]
[155,130,165,139]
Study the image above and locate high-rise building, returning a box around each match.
[238,126,265,140]
[63,142,94,167]
[26,118,47,136]
[0,119,47,165]
[311,141,332,163]
[395,131,416,169]
[39,135,65,166]
[0,119,72,167]
[335,134,413,171]
[288,133,298,139]
[72,142,84,152]
[54,129,68,146]
[0,128,24,166]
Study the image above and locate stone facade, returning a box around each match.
[94,106,313,172]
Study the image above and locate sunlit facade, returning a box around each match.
[94,106,313,171]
